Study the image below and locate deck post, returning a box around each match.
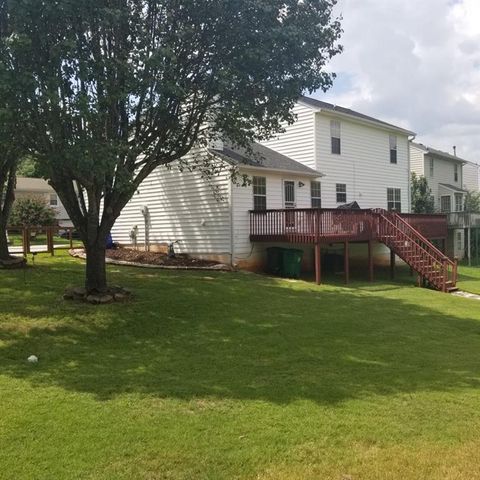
[390,249,395,279]
[344,241,350,284]
[368,240,374,282]
[315,243,321,285]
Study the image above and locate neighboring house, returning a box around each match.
[410,142,468,259]
[463,161,480,193]
[15,177,72,227]
[111,141,323,270]
[261,96,415,212]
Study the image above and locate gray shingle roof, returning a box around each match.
[300,96,415,135]
[210,142,322,177]
[412,142,468,164]
[439,183,467,193]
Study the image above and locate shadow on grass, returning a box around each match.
[2,255,480,405]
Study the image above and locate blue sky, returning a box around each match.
[313,0,480,163]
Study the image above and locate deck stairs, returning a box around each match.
[376,210,458,293]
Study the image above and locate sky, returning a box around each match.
[313,0,480,163]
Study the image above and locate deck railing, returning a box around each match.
[249,208,448,244]
[447,212,480,229]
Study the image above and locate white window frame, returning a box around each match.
[330,120,341,155]
[455,193,463,212]
[454,164,459,182]
[252,176,266,211]
[387,188,401,212]
[49,193,58,207]
[336,183,347,203]
[389,135,397,164]
[429,158,434,177]
[310,181,322,208]
[282,179,296,209]
[440,195,451,213]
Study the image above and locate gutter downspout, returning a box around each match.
[228,176,235,268]
[408,134,417,213]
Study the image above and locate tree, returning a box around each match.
[464,190,480,213]
[3,0,342,293]
[411,172,435,214]
[9,197,57,227]
[17,156,42,178]
[0,11,23,263]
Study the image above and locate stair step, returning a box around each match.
[447,287,459,293]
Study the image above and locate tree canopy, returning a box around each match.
[411,172,435,214]
[2,0,342,291]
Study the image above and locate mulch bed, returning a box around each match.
[105,248,219,267]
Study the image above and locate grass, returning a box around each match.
[457,265,480,295]
[2,252,480,479]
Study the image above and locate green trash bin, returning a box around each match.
[266,247,284,275]
[281,248,304,279]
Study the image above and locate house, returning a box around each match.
[410,142,468,259]
[15,177,72,227]
[463,161,480,193]
[261,96,415,212]
[111,141,323,271]
[112,98,456,292]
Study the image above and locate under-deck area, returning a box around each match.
[249,208,453,289]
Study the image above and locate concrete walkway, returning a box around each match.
[452,291,480,301]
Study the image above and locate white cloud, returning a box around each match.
[315,0,480,162]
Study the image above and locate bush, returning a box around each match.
[10,196,57,227]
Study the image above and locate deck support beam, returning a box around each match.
[315,243,321,285]
[344,241,350,284]
[390,249,395,280]
[368,240,374,282]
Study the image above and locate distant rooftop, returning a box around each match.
[411,142,468,164]
[299,96,415,135]
[16,177,53,192]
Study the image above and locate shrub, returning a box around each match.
[10,196,57,227]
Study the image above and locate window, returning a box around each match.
[455,193,463,212]
[429,158,434,177]
[330,120,341,154]
[311,181,322,208]
[387,188,401,211]
[440,195,451,213]
[389,135,397,164]
[454,164,459,182]
[49,193,58,206]
[456,231,462,253]
[336,183,347,203]
[252,176,266,210]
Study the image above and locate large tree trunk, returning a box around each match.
[0,225,9,260]
[0,164,16,261]
[85,240,107,293]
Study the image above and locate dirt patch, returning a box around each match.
[105,248,220,268]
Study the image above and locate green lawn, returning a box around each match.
[457,265,480,295]
[2,253,480,479]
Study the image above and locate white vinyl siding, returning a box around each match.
[424,155,464,212]
[112,153,231,255]
[261,103,316,169]
[410,143,426,176]
[314,113,410,211]
[232,170,316,260]
[463,163,480,192]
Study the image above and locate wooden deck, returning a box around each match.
[249,208,447,244]
[249,208,455,291]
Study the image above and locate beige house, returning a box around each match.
[15,177,72,227]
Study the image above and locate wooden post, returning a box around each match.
[344,241,350,284]
[390,249,395,279]
[368,240,374,282]
[315,243,321,285]
[69,228,73,249]
[22,228,28,256]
